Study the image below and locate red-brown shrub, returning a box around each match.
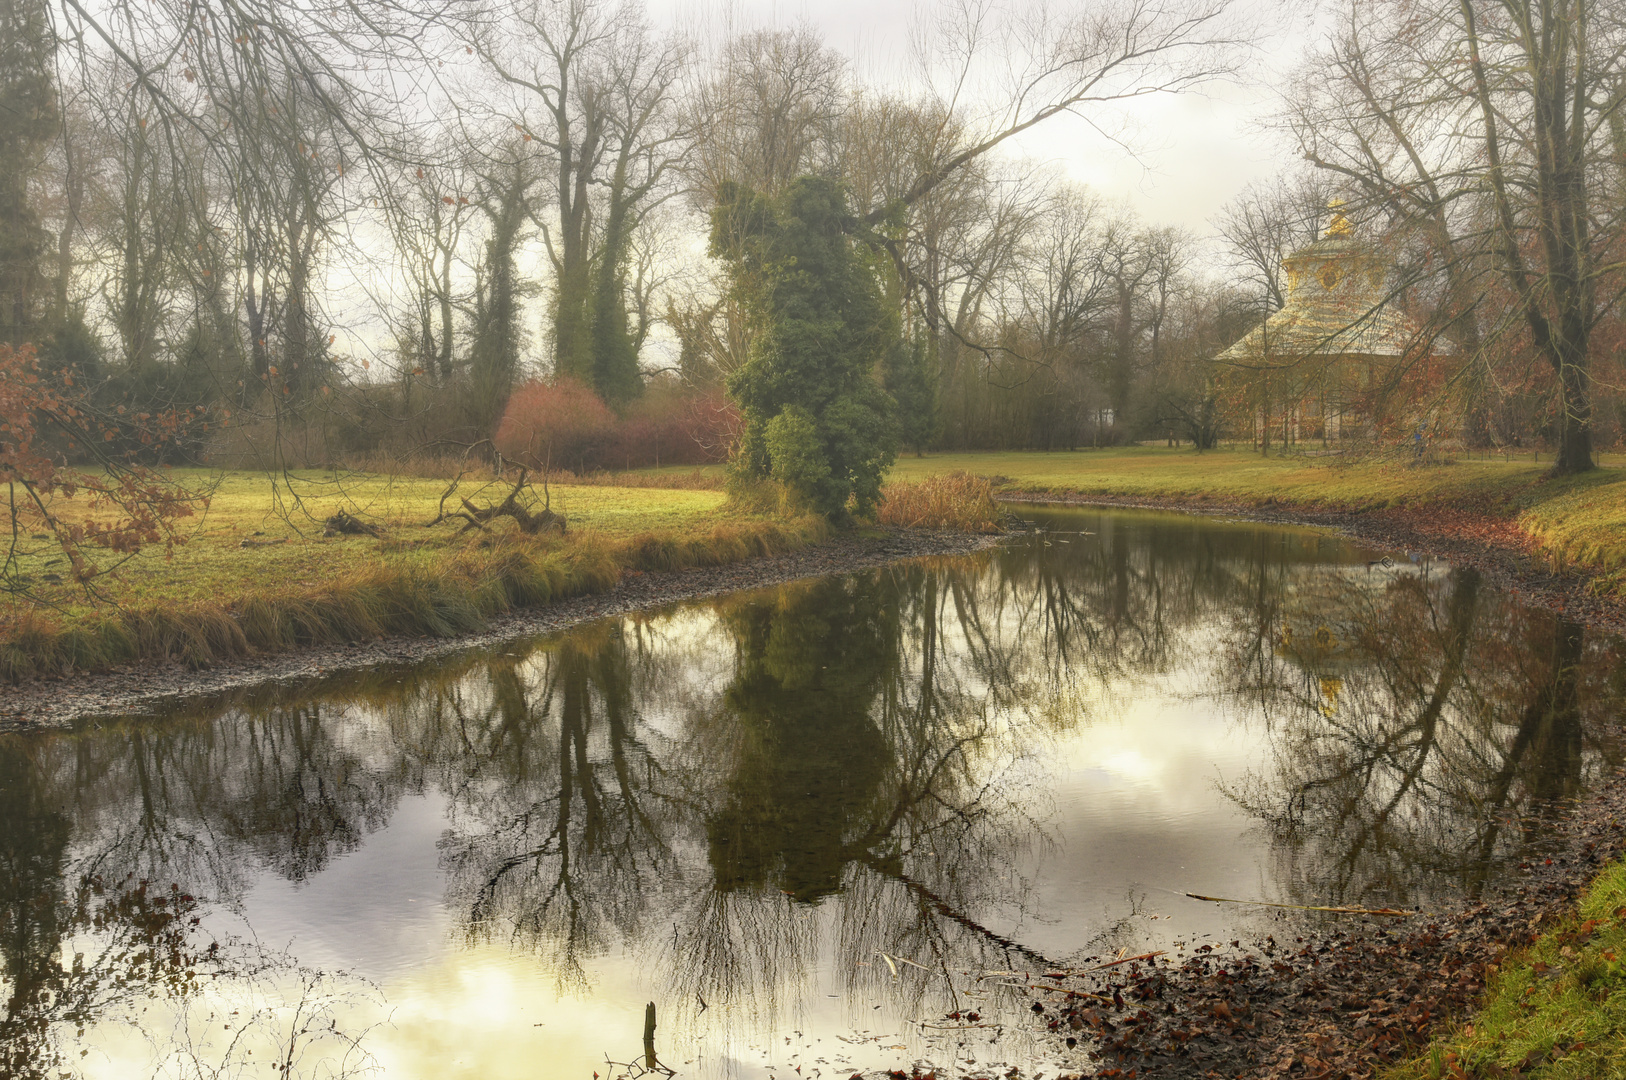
[495,378,617,473]
[495,378,737,472]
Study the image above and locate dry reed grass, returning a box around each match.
[875,472,1004,533]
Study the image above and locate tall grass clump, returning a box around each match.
[875,471,1003,532]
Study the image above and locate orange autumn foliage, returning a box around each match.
[1,342,207,589]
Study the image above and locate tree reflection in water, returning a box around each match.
[4,508,1625,1073]
[0,741,382,1079]
[418,568,1053,1023]
[1221,563,1626,908]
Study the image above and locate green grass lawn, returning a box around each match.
[888,447,1555,503]
[886,445,1624,508]
[1,466,822,680]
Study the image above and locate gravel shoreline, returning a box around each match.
[0,527,1001,730]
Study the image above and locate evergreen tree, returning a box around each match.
[711,176,898,520]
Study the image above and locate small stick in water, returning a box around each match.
[1185,893,1412,917]
[644,1002,657,1069]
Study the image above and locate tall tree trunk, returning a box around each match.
[1460,0,1596,474]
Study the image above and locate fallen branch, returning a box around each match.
[988,981,1111,1000]
[1052,951,1168,976]
[1185,893,1412,917]
[427,467,566,536]
[323,510,385,538]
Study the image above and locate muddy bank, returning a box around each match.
[0,527,999,730]
[1005,491,1626,637]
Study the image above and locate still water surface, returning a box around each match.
[3,507,1624,1079]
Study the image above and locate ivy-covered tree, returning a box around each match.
[884,331,940,457]
[468,155,535,439]
[711,176,897,520]
[0,0,57,345]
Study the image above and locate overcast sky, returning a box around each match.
[646,0,1323,246]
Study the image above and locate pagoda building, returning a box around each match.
[1216,206,1435,445]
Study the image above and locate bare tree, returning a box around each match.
[469,0,685,407]
[1214,171,1337,316]
[683,27,848,208]
[878,0,1243,224]
[1283,0,1626,471]
[388,140,479,387]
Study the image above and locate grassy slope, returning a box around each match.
[1,468,821,680]
[1385,859,1626,1080]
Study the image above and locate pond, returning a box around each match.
[3,507,1623,1080]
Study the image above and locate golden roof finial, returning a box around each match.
[1325,199,1352,237]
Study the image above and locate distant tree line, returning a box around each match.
[0,0,1619,496]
